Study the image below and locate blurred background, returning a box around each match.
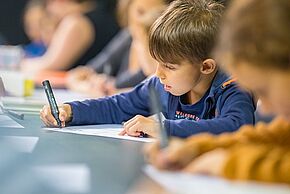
[0,0,117,45]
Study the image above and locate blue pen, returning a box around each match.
[42,80,62,128]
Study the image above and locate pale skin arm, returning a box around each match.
[21,14,94,75]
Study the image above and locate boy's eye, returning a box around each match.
[163,64,176,70]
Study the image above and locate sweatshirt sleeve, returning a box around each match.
[164,85,256,138]
[222,143,290,184]
[180,118,290,163]
[183,118,290,183]
[66,78,155,125]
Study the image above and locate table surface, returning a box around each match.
[0,113,152,194]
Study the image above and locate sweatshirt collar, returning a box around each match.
[208,69,232,97]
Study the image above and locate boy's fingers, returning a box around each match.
[40,104,68,127]
[40,114,50,126]
[40,105,57,126]
[123,117,138,129]
[40,113,56,127]
[59,109,67,122]
[119,129,127,136]
[126,122,143,137]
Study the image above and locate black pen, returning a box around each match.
[42,80,62,128]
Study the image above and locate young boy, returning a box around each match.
[40,0,255,138]
[146,0,290,184]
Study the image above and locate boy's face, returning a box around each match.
[155,60,202,96]
[229,63,290,121]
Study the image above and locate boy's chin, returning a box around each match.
[168,90,184,97]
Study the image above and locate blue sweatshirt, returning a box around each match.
[68,70,256,138]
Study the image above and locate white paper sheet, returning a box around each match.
[33,164,90,193]
[144,165,290,194]
[43,125,155,143]
[0,114,24,128]
[1,136,39,153]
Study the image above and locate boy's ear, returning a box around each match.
[200,59,216,74]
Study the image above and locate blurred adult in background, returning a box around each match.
[22,0,47,58]
[66,0,172,97]
[36,4,59,49]
[21,0,119,76]
[66,0,132,97]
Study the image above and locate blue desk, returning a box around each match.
[0,113,147,194]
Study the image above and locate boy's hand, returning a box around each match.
[119,115,159,137]
[40,104,72,127]
[144,138,198,170]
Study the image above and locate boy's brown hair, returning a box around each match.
[215,0,290,70]
[149,0,224,64]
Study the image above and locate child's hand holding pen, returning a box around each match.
[41,80,72,128]
[40,104,72,127]
[119,115,159,137]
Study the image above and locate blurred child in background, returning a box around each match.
[66,0,170,97]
